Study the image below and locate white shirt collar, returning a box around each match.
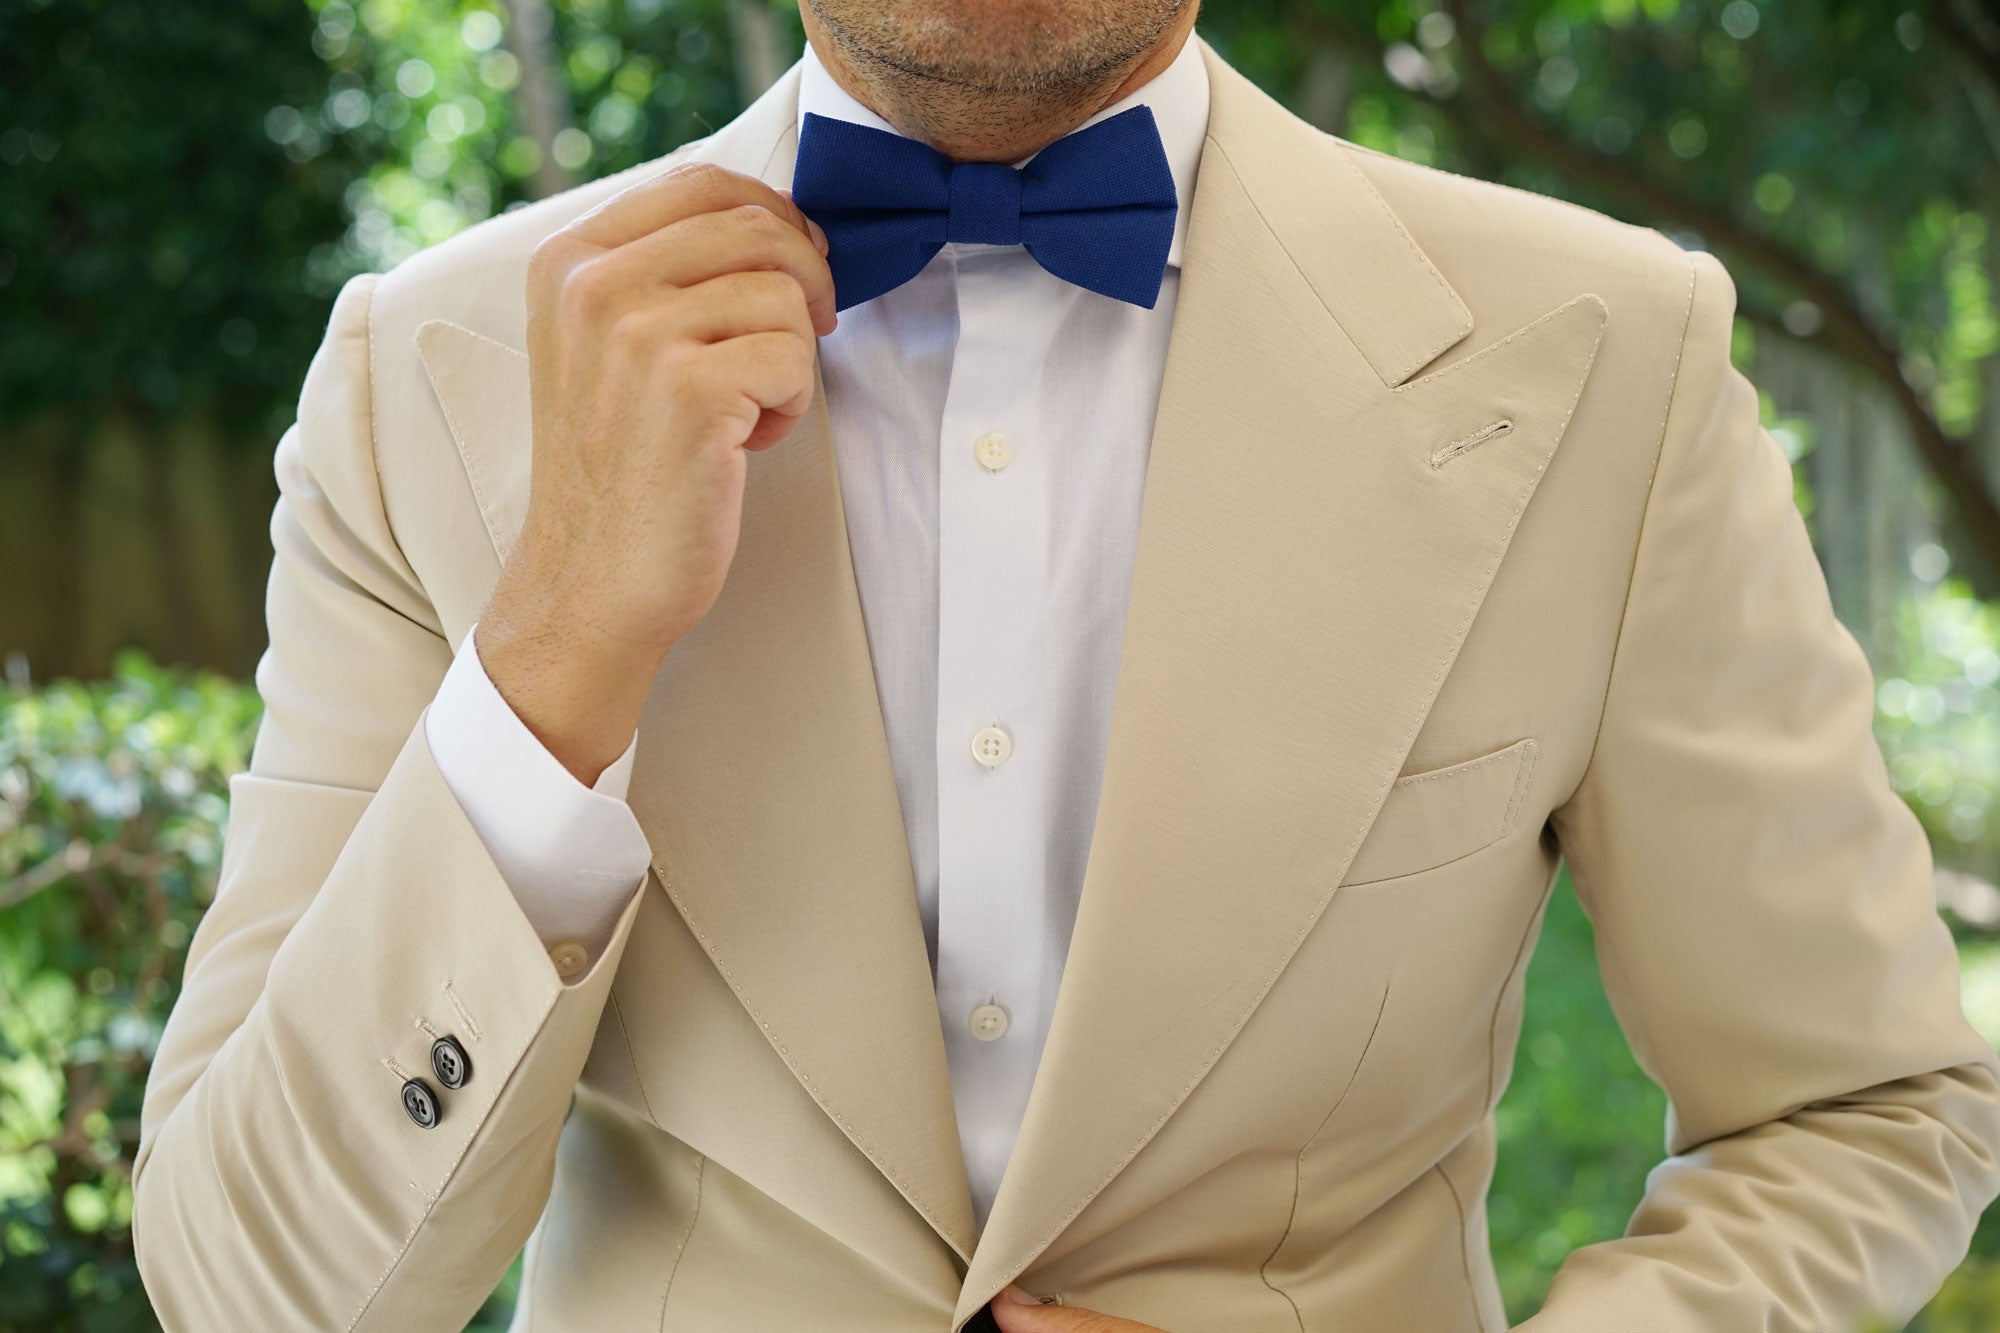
[796,33,1210,269]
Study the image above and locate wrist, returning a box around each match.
[475,580,669,785]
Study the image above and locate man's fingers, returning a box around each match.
[531,164,837,338]
[987,1293,1165,1333]
[649,270,817,348]
[699,331,817,419]
[619,204,837,335]
[570,159,821,253]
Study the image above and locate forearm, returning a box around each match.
[1518,1062,2000,1331]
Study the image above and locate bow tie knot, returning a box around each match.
[791,105,1178,311]
[947,162,1025,246]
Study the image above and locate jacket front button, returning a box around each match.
[401,1078,440,1128]
[430,1035,472,1089]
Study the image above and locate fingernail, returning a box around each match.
[999,1285,1039,1305]
[807,217,829,254]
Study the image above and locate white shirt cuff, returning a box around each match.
[424,622,652,976]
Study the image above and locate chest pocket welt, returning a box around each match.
[1340,738,1540,886]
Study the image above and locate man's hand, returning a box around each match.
[989,1286,1167,1332]
[477,162,836,784]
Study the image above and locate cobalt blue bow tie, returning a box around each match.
[790,105,1178,312]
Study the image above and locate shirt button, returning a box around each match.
[549,940,590,979]
[971,724,1013,769]
[969,1002,1010,1041]
[430,1035,472,1090]
[401,1077,440,1129]
[974,431,1014,472]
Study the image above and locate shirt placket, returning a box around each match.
[932,245,1060,1228]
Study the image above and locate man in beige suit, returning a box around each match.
[132,1,2000,1330]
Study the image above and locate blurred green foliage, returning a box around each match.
[298,0,754,271]
[1879,578,2000,877]
[0,0,366,436]
[0,0,758,441]
[0,657,255,1326]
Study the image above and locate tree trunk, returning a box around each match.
[501,0,578,200]
[729,0,792,105]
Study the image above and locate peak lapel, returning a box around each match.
[953,41,1606,1323]
[417,62,980,1267]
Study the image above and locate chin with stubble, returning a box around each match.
[798,0,1198,161]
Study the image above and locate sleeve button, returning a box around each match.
[401,1078,440,1129]
[430,1035,472,1089]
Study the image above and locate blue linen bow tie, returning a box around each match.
[790,105,1179,312]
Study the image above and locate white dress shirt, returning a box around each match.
[427,34,1211,1230]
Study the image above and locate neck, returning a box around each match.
[799,5,1200,163]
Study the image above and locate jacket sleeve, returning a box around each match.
[1520,247,2000,1333]
[132,273,647,1332]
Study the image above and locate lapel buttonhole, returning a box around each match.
[1430,418,1515,469]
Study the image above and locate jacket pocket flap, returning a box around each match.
[1341,738,1539,886]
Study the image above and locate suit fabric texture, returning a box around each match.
[132,35,2000,1333]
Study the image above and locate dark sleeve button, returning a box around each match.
[430,1035,472,1090]
[401,1077,440,1128]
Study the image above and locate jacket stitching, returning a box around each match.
[1428,1161,1487,1333]
[609,988,659,1125]
[1485,860,1561,1122]
[345,984,560,1330]
[1443,845,1566,1332]
[1501,740,1540,835]
[658,1152,706,1331]
[357,275,434,620]
[442,979,482,1042]
[1398,293,1606,395]
[1314,140,1473,384]
[1201,134,1470,387]
[1257,981,1394,1331]
[418,322,511,559]
[361,273,385,505]
[1430,419,1513,469]
[1560,250,1701,795]
[1393,739,1529,791]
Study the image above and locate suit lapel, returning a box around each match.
[951,41,1606,1323]
[617,84,988,1264]
[418,65,982,1268]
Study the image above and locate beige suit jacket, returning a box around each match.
[132,35,2000,1333]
